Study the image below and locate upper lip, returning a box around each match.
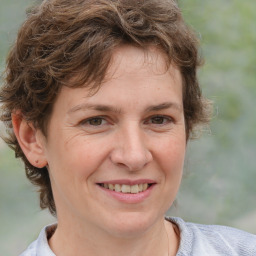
[97,179,156,185]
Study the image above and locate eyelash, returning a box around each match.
[79,115,173,127]
[145,115,173,125]
[79,116,108,126]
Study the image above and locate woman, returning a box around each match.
[0,0,255,255]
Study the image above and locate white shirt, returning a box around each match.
[20,217,256,256]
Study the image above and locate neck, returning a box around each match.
[49,217,179,256]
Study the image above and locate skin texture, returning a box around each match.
[13,45,185,256]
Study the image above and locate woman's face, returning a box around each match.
[41,45,186,237]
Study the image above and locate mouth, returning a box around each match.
[97,183,154,194]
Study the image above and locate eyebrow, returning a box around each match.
[68,102,182,115]
[145,102,183,112]
[68,103,121,114]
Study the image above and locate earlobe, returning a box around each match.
[12,112,48,168]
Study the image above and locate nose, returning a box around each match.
[110,125,153,171]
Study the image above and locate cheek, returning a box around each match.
[156,135,186,176]
[61,138,109,176]
[158,131,186,158]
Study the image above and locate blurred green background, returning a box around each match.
[0,0,255,255]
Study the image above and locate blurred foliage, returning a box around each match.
[171,0,256,228]
[0,0,256,255]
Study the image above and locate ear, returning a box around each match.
[12,112,48,168]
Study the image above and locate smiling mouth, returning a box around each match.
[97,183,153,194]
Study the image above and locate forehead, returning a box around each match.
[53,45,183,114]
[106,45,172,81]
[66,45,179,96]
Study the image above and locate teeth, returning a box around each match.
[121,185,131,193]
[115,184,121,192]
[131,184,139,194]
[101,183,150,193]
[143,183,148,191]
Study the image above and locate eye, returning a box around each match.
[151,116,166,124]
[79,116,107,127]
[146,115,173,125]
[87,117,104,126]
[77,115,112,134]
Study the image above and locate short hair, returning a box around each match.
[0,0,211,215]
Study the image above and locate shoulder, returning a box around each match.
[19,240,37,256]
[19,224,57,256]
[166,216,256,256]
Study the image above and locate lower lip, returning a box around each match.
[98,184,155,204]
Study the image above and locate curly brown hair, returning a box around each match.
[0,0,211,215]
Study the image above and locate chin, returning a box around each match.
[102,211,163,238]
